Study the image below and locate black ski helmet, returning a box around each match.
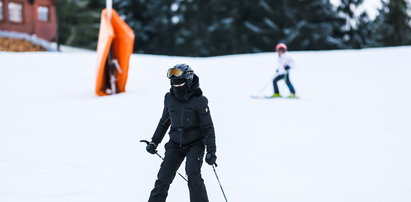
[167,64,194,81]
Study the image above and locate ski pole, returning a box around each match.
[254,76,274,97]
[153,152,188,182]
[140,140,188,182]
[212,164,228,202]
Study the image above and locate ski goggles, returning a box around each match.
[277,47,286,52]
[167,68,193,78]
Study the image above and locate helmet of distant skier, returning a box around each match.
[276,43,288,52]
[167,64,194,84]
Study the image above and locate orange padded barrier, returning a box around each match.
[95,9,135,96]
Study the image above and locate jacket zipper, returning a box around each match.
[180,103,185,147]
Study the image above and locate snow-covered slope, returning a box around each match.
[1,47,411,202]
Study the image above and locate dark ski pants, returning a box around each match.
[273,73,296,94]
[148,141,209,202]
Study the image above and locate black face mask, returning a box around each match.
[171,78,191,100]
[170,77,187,85]
[172,84,189,98]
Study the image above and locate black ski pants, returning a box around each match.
[148,140,209,202]
[273,73,296,94]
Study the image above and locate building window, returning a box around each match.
[8,2,23,23]
[38,6,48,22]
[0,1,3,21]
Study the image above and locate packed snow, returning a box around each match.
[1,46,411,202]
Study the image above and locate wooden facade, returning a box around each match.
[0,0,57,42]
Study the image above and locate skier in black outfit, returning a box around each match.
[145,64,217,202]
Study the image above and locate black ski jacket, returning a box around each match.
[151,75,216,153]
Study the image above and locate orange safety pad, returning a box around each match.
[95,9,135,96]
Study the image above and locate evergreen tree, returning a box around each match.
[366,4,389,47]
[113,0,176,55]
[174,0,252,56]
[235,0,283,53]
[205,0,243,55]
[356,12,379,47]
[57,0,359,56]
[171,0,212,56]
[377,0,411,46]
[337,0,368,48]
[58,0,103,49]
[283,0,345,50]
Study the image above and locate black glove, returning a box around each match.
[146,142,157,154]
[284,65,290,70]
[205,153,217,165]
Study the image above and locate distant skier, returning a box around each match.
[272,43,297,98]
[145,64,217,202]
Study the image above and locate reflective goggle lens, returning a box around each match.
[167,68,183,78]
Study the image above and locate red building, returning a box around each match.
[0,0,57,42]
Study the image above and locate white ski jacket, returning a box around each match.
[276,52,295,75]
